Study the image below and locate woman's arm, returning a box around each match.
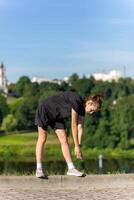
[71,108,79,147]
[71,108,82,159]
[78,116,84,146]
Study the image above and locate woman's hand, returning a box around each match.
[74,146,83,159]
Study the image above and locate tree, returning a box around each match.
[39,82,60,92]
[14,97,38,130]
[83,112,100,148]
[23,82,39,97]
[59,81,71,91]
[2,114,17,132]
[110,95,134,149]
[0,94,9,125]
[68,73,79,86]
[15,76,31,96]
[70,76,95,96]
[93,119,110,148]
[7,83,16,93]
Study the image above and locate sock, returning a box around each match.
[67,162,75,170]
[37,162,42,170]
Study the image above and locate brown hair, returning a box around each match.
[84,93,105,110]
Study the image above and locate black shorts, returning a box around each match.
[35,103,66,131]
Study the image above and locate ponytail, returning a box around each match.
[91,93,105,104]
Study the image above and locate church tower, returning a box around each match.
[0,62,8,94]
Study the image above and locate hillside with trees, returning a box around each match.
[1,74,134,150]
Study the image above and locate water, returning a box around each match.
[0,159,134,175]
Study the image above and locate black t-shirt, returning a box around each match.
[40,91,85,121]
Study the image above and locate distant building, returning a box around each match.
[0,62,8,93]
[31,76,62,85]
[31,76,50,84]
[63,77,69,82]
[92,70,122,82]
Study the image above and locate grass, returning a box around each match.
[0,132,64,161]
[83,147,134,160]
[6,97,22,105]
[1,132,134,162]
[1,132,134,175]
[0,132,37,145]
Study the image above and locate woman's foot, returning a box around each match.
[36,169,48,179]
[67,168,84,177]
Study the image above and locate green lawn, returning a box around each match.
[0,132,37,145]
[6,96,22,105]
[0,132,66,162]
[1,132,134,162]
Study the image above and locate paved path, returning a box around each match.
[0,174,134,200]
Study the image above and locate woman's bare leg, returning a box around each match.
[55,129,84,176]
[55,129,72,163]
[36,127,48,177]
[36,127,48,163]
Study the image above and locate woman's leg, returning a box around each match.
[55,129,84,177]
[36,127,47,177]
[55,129,72,163]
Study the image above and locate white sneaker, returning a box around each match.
[67,168,84,177]
[36,169,47,179]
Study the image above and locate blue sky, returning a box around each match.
[0,0,134,82]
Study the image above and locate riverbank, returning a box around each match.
[1,132,134,162]
[1,132,134,175]
[1,174,134,200]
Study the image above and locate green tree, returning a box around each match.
[39,82,60,92]
[110,95,134,149]
[93,119,110,148]
[2,114,17,132]
[83,112,100,148]
[14,97,38,130]
[23,82,39,97]
[15,76,31,96]
[0,94,9,125]
[7,83,16,93]
[70,76,95,96]
[68,73,79,86]
[59,81,72,91]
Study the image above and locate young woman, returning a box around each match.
[35,91,103,178]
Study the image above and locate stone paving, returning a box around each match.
[0,174,134,200]
[1,187,134,200]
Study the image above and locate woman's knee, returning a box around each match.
[56,130,68,145]
[61,137,68,145]
[37,127,47,144]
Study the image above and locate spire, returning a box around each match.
[0,62,8,94]
[0,61,4,69]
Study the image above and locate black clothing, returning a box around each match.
[35,91,85,130]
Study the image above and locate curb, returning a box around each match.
[1,174,134,189]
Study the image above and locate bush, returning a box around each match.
[1,114,17,132]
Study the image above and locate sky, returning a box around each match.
[0,0,134,82]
